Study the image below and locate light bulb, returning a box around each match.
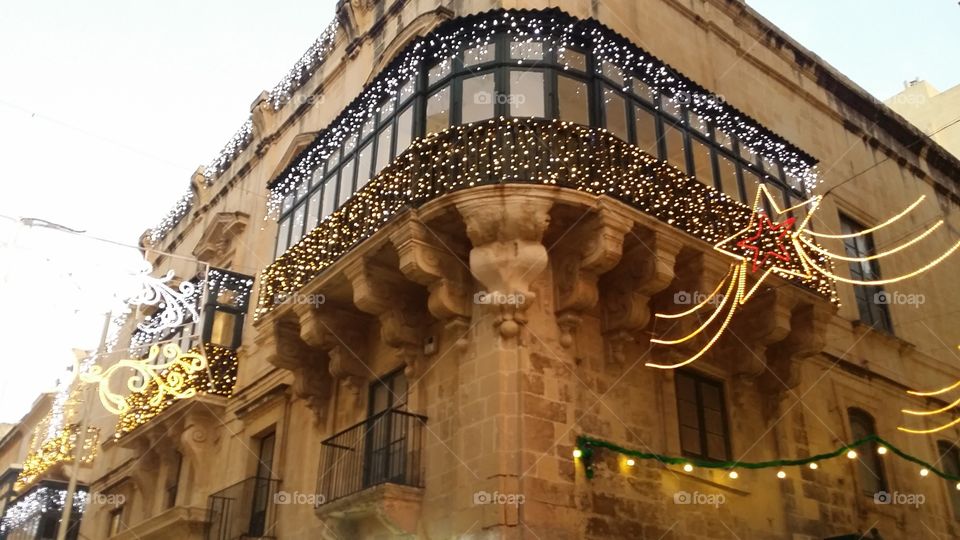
[682,463,693,473]
[728,471,738,479]
[572,449,582,459]
[777,470,786,479]
[626,458,636,467]
[809,463,818,470]
[877,446,887,455]
[846,450,858,459]
[920,468,929,477]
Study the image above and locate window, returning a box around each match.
[395,106,414,156]
[716,154,741,202]
[510,41,543,61]
[249,432,276,536]
[426,87,451,134]
[166,452,182,509]
[663,121,687,173]
[690,138,715,188]
[633,105,657,154]
[847,408,886,495]
[675,370,730,461]
[373,127,393,178]
[938,441,960,520]
[274,220,290,260]
[428,58,452,86]
[509,70,545,118]
[463,43,495,67]
[108,506,124,536]
[556,75,589,126]
[558,48,585,72]
[366,370,409,488]
[355,142,374,192]
[840,215,893,333]
[602,88,628,141]
[321,176,337,220]
[461,73,495,124]
[337,158,355,206]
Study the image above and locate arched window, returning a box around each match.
[847,408,887,495]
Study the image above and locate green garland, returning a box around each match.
[576,434,960,482]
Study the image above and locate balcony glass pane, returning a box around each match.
[633,104,658,155]
[602,87,628,141]
[691,138,715,188]
[462,73,495,124]
[426,86,451,134]
[275,219,290,259]
[395,106,414,156]
[373,127,393,177]
[290,203,306,245]
[509,70,545,118]
[399,78,415,103]
[428,57,452,86]
[660,93,684,119]
[510,41,543,61]
[557,48,586,72]
[306,189,322,232]
[717,154,741,201]
[632,78,654,103]
[321,176,337,219]
[557,75,589,126]
[600,60,625,87]
[463,43,494,67]
[338,159,355,206]
[663,122,687,172]
[356,142,373,191]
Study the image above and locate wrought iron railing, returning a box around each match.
[256,117,832,319]
[205,476,279,540]
[317,409,426,505]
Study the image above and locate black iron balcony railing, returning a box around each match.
[255,117,833,320]
[317,408,426,505]
[205,476,279,540]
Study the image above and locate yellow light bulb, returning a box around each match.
[809,462,818,470]
[877,446,887,455]
[728,471,738,479]
[846,450,858,459]
[682,463,694,473]
[777,470,786,479]
[572,449,583,459]
[920,468,929,477]
[626,458,636,467]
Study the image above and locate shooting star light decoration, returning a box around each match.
[646,185,960,370]
[898,346,960,435]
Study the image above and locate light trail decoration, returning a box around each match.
[647,186,960,369]
[76,343,208,415]
[129,269,199,335]
[898,346,960,435]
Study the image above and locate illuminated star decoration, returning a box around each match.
[647,185,960,369]
[898,346,960,435]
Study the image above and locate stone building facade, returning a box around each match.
[63,1,960,539]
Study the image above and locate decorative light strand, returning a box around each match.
[574,434,960,482]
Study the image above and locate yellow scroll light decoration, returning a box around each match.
[77,343,208,415]
[646,186,959,369]
[899,346,960,434]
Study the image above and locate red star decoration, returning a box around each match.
[736,213,796,273]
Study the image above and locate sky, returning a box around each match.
[0,1,957,423]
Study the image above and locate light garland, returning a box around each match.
[254,117,835,320]
[146,189,194,245]
[0,486,88,534]
[15,426,99,493]
[77,343,207,416]
[266,9,821,216]
[575,434,960,482]
[115,344,238,437]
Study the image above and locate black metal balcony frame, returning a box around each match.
[205,476,280,540]
[316,408,427,505]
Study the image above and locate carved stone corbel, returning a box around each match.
[600,227,684,362]
[295,303,369,395]
[454,191,553,340]
[762,300,833,390]
[343,259,424,377]
[253,314,331,419]
[553,210,633,349]
[721,286,798,378]
[390,216,471,346]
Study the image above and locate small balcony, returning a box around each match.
[205,476,279,540]
[317,408,426,504]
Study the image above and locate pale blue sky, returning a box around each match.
[0,1,957,422]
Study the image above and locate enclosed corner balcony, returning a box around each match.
[256,117,832,319]
[316,408,426,505]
